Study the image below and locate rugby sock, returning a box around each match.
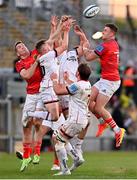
[53,158,59,166]
[105,118,120,133]
[72,136,83,151]
[23,143,31,158]
[34,141,42,156]
[65,142,78,160]
[29,146,33,155]
[28,111,48,119]
[55,144,68,172]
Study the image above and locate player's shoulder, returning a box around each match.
[98,41,115,50]
[31,49,38,59]
[15,58,23,65]
[67,82,79,95]
[46,50,56,58]
[107,39,119,49]
[95,43,105,52]
[104,39,118,45]
[15,58,25,72]
[67,49,77,57]
[31,49,38,55]
[75,80,84,88]
[78,80,91,88]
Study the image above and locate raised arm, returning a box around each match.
[19,58,39,80]
[53,15,73,48]
[49,16,63,48]
[46,16,64,46]
[73,25,85,57]
[74,25,98,61]
[50,72,68,95]
[83,41,98,61]
[63,71,74,85]
[74,25,88,43]
[55,16,75,56]
[49,16,58,40]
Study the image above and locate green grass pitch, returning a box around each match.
[0,151,137,179]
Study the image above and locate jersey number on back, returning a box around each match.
[41,66,46,76]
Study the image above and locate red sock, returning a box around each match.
[105,118,116,129]
[53,158,59,166]
[29,147,33,155]
[34,141,42,156]
[23,143,31,159]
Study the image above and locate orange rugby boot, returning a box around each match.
[96,122,109,137]
[115,128,126,148]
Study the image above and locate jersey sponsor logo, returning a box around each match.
[102,89,106,93]
[33,54,38,60]
[68,84,78,94]
[95,45,104,52]
[67,56,77,61]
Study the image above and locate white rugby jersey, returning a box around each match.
[67,80,91,124]
[59,49,78,84]
[38,50,59,91]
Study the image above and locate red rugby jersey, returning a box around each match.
[94,39,120,81]
[15,49,43,94]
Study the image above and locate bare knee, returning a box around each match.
[23,120,33,134]
[41,125,50,136]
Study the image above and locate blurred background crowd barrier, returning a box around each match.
[0,0,137,153]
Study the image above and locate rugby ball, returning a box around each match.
[92,31,102,39]
[83,4,100,18]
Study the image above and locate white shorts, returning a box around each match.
[42,114,65,131]
[57,113,88,138]
[35,98,45,110]
[61,122,86,138]
[22,93,41,126]
[40,87,59,104]
[94,78,121,98]
[59,95,69,111]
[54,122,86,143]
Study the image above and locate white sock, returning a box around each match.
[113,126,120,133]
[55,144,68,172]
[72,136,83,151]
[28,111,49,119]
[65,142,78,160]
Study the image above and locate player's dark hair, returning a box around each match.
[35,39,46,53]
[105,23,118,33]
[78,63,91,81]
[14,41,23,51]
